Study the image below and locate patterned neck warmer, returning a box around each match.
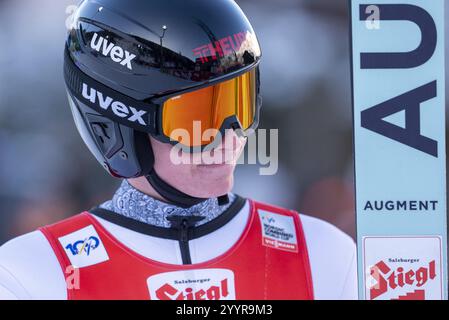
[100,180,236,228]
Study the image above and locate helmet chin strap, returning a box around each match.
[145,169,230,209]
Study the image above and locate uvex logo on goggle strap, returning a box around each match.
[82,83,147,126]
[90,33,137,70]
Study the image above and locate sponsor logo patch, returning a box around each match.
[58,225,109,268]
[363,236,443,300]
[258,210,298,252]
[147,269,235,300]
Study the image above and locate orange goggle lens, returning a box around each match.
[162,69,257,147]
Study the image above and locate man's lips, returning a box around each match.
[197,163,233,168]
[190,148,240,166]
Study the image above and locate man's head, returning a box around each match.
[64,0,261,206]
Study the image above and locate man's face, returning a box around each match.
[147,130,247,198]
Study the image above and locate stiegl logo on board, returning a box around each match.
[369,259,436,300]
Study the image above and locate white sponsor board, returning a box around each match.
[351,0,448,300]
[363,236,443,300]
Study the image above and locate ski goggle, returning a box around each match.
[64,48,260,150]
[161,68,258,148]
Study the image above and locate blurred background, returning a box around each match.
[0,0,447,243]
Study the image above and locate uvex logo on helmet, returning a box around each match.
[90,33,137,70]
[82,83,147,126]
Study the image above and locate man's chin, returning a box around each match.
[184,176,234,200]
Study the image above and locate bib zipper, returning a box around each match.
[167,215,205,265]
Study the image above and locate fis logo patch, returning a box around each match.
[58,225,109,268]
[258,210,298,253]
[147,269,236,300]
[90,33,137,70]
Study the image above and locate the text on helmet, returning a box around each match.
[82,83,147,126]
[90,33,137,70]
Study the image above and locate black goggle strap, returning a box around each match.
[64,47,158,135]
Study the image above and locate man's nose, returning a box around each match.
[219,128,246,152]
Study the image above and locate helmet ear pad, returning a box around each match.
[133,130,154,177]
[68,92,155,178]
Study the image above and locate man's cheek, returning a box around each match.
[235,139,247,160]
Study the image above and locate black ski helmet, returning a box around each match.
[64,0,262,207]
